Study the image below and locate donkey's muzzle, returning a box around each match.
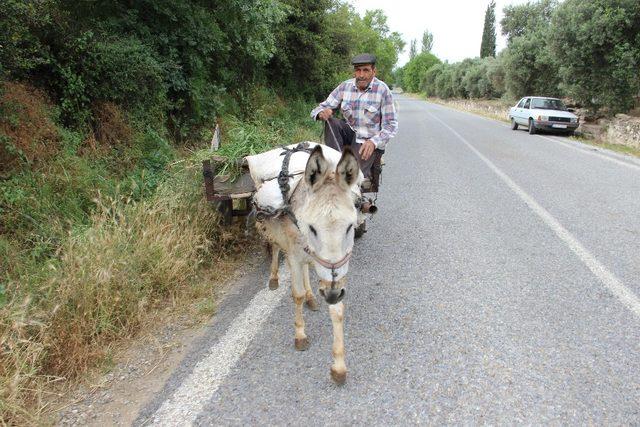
[319,287,345,305]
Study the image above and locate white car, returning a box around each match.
[509,96,579,135]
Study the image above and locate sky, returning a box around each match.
[347,0,532,66]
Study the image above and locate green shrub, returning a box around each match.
[402,52,440,93]
[502,31,562,99]
[550,0,640,113]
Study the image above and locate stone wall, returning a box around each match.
[604,114,640,148]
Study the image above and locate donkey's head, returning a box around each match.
[298,146,360,305]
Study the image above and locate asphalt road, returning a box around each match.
[137,96,640,425]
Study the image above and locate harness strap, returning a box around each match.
[303,246,352,285]
[252,143,313,228]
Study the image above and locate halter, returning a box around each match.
[303,246,352,283]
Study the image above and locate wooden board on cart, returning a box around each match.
[202,145,383,225]
[202,158,256,225]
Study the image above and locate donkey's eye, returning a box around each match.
[309,225,317,236]
[346,224,353,235]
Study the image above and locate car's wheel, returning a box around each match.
[528,118,536,135]
[510,118,518,130]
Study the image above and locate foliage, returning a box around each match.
[500,0,558,43]
[480,0,497,58]
[352,9,405,83]
[401,52,441,93]
[502,29,562,99]
[0,0,55,78]
[549,0,640,113]
[266,0,339,100]
[435,65,456,99]
[422,63,445,96]
[462,58,493,98]
[421,30,434,53]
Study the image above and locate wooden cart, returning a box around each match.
[201,127,382,226]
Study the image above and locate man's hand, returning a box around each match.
[359,140,375,161]
[317,108,333,121]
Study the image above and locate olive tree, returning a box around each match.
[549,0,640,113]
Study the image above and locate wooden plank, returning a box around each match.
[202,160,216,202]
[213,172,256,195]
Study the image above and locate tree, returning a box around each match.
[501,0,558,44]
[549,0,640,113]
[502,31,561,99]
[402,52,440,92]
[421,30,434,53]
[499,0,560,99]
[409,39,417,59]
[352,9,405,83]
[480,0,496,58]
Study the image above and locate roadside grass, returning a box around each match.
[0,87,320,424]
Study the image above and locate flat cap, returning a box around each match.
[351,53,376,66]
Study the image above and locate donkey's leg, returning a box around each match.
[302,264,319,311]
[288,259,309,351]
[329,302,346,384]
[268,244,280,290]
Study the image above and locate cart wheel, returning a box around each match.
[217,200,233,225]
[355,220,367,238]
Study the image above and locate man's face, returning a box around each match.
[353,64,375,90]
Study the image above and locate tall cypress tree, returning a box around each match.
[409,39,417,59]
[480,0,496,57]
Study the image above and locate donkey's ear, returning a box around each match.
[336,147,359,190]
[305,145,330,190]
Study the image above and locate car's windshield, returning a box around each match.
[531,98,567,111]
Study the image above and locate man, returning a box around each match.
[310,53,398,180]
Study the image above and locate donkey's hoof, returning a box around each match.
[305,296,319,311]
[268,278,279,290]
[294,337,309,351]
[330,367,347,385]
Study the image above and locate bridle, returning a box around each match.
[303,246,352,283]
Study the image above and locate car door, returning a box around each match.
[519,98,531,125]
[513,98,527,124]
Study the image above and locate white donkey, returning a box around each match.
[254,145,361,384]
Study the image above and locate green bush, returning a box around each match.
[435,65,455,99]
[0,0,54,78]
[422,63,445,96]
[402,52,440,93]
[550,0,640,113]
[502,31,562,99]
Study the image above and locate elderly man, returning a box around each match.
[311,53,398,181]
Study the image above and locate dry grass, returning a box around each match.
[0,160,252,424]
[91,102,133,149]
[0,82,60,174]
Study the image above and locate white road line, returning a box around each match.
[428,112,640,319]
[535,134,640,171]
[150,272,288,426]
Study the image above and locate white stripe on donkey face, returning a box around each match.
[256,145,360,384]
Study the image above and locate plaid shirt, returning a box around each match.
[311,77,398,150]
